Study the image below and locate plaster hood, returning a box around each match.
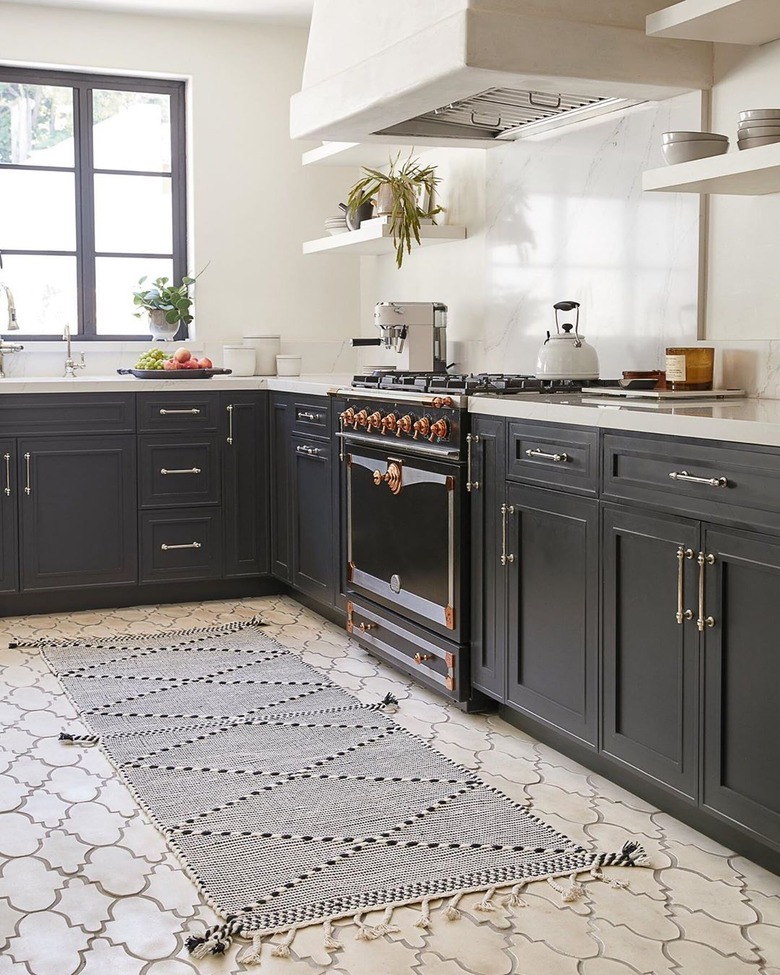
[290,0,713,148]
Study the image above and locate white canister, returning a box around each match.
[243,335,281,375]
[276,354,302,377]
[223,345,256,377]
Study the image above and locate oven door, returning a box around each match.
[345,442,464,641]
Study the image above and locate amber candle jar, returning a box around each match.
[664,347,714,391]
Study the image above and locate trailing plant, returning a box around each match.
[346,153,443,268]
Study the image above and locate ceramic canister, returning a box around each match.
[243,335,281,375]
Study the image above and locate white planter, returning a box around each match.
[148,309,178,342]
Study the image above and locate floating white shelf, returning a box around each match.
[301,142,414,168]
[303,218,467,256]
[643,142,780,194]
[647,0,780,45]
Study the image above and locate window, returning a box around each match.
[0,67,186,339]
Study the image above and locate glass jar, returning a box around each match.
[664,347,714,391]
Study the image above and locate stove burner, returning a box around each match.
[350,372,619,395]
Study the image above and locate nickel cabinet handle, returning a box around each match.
[161,542,202,551]
[500,503,515,566]
[296,445,321,456]
[697,552,716,631]
[159,408,201,416]
[669,470,728,488]
[24,452,31,496]
[226,404,234,445]
[298,411,323,422]
[466,433,479,492]
[526,448,569,463]
[676,546,694,624]
[160,467,201,476]
[3,452,10,497]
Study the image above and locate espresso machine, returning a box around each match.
[352,301,448,372]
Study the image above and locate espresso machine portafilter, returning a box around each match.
[351,302,448,372]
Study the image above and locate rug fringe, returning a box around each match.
[59,731,100,746]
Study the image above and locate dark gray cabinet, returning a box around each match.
[0,440,18,594]
[269,395,292,581]
[19,435,137,591]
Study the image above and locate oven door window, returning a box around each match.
[347,449,457,631]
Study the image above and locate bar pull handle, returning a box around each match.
[669,470,728,488]
[161,542,202,551]
[159,408,201,416]
[160,467,201,476]
[676,546,694,624]
[226,404,234,445]
[500,503,515,566]
[697,552,716,631]
[296,445,321,456]
[526,448,569,463]
[298,411,323,422]
[24,452,31,496]
[466,433,479,492]
[3,452,10,497]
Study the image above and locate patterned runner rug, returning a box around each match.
[28,617,648,964]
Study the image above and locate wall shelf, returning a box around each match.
[646,0,780,46]
[301,142,413,168]
[643,142,780,194]
[303,218,466,256]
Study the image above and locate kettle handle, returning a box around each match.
[553,300,581,345]
[553,300,580,312]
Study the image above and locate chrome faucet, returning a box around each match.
[0,283,18,331]
[0,338,24,378]
[63,323,86,378]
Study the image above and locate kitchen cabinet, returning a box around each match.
[269,394,293,581]
[0,440,19,594]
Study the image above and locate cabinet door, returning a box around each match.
[19,435,137,591]
[291,433,334,604]
[602,505,699,800]
[702,527,780,845]
[469,416,506,700]
[221,393,269,578]
[270,394,292,582]
[0,440,18,593]
[505,484,598,746]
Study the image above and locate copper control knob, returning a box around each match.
[381,412,398,435]
[366,411,383,431]
[396,414,415,437]
[428,418,449,442]
[352,409,368,430]
[431,396,454,409]
[413,416,431,440]
[339,408,356,427]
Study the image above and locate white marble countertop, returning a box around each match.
[0,374,352,396]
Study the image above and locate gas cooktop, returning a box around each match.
[351,372,619,396]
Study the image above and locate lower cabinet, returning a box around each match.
[269,395,292,581]
[0,440,18,594]
[140,508,223,583]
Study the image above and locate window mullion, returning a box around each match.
[75,84,96,338]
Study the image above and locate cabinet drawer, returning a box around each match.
[140,508,222,582]
[292,398,329,438]
[603,433,780,531]
[0,393,135,436]
[137,393,218,433]
[139,436,220,508]
[506,421,598,495]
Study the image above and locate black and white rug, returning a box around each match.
[30,617,647,962]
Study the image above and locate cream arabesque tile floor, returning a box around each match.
[0,595,778,975]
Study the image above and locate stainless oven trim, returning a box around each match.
[337,431,459,460]
[349,453,451,488]
[351,566,450,627]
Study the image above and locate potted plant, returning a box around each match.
[346,152,444,268]
[132,274,196,341]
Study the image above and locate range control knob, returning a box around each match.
[428,418,450,442]
[381,412,398,435]
[396,414,415,437]
[366,410,383,431]
[413,416,431,440]
[339,408,356,427]
[432,396,454,409]
[352,409,368,430]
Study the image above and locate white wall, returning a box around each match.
[0,1,360,375]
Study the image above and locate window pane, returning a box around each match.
[95,256,173,335]
[94,174,172,254]
[0,169,76,250]
[0,254,77,335]
[0,83,74,166]
[92,90,172,173]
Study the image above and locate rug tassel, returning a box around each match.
[590,864,629,890]
[59,731,100,746]
[506,882,528,908]
[374,905,400,936]
[372,692,399,713]
[414,896,433,929]
[446,892,464,921]
[548,872,585,904]
[475,885,498,912]
[354,911,379,941]
[185,921,235,958]
[270,927,297,958]
[323,919,341,952]
[238,932,265,966]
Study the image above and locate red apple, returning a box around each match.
[185,358,201,369]
[199,357,213,369]
[163,358,178,371]
[173,347,191,363]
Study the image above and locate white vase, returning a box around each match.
[148,308,178,342]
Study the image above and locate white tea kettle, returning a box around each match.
[535,300,599,380]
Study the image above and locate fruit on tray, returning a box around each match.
[134,347,170,370]
[158,348,214,371]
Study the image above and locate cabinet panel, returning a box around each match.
[140,508,222,583]
[0,393,134,436]
[469,417,506,700]
[139,436,220,508]
[291,433,334,602]
[505,485,598,746]
[292,399,330,438]
[269,395,292,581]
[19,436,137,591]
[602,505,699,800]
[221,393,269,578]
[507,421,598,495]
[0,441,18,594]
[137,393,218,434]
[702,527,780,846]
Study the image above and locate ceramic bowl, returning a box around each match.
[662,130,728,143]
[738,135,780,150]
[662,139,729,165]
[326,227,349,236]
[739,109,780,122]
[738,124,780,139]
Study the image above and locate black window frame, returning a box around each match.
[0,66,187,340]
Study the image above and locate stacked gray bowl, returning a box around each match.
[738,110,780,150]
[661,130,729,165]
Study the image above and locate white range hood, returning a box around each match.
[290,0,713,148]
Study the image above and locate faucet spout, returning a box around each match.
[63,323,86,378]
[0,284,18,331]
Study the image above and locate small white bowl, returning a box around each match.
[662,130,728,143]
[739,109,780,122]
[662,139,729,165]
[276,355,302,377]
[738,135,780,150]
[738,124,780,139]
